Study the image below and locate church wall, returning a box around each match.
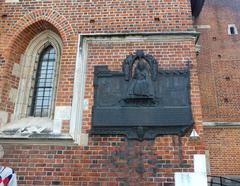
[196,0,240,177]
[0,0,206,185]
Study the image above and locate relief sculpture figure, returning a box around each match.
[127,59,154,98]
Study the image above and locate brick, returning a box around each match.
[0,0,205,185]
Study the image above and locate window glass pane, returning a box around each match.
[230,27,235,34]
[43,100,49,106]
[36,91,44,97]
[47,74,52,79]
[42,55,49,60]
[36,99,42,106]
[30,45,56,117]
[49,53,55,60]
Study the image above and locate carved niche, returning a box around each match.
[91,50,193,140]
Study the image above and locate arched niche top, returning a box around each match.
[24,30,63,61]
[122,50,158,81]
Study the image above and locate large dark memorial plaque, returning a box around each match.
[91,50,193,140]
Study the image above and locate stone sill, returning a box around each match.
[0,133,74,144]
[0,117,75,144]
[203,122,240,128]
[5,0,19,2]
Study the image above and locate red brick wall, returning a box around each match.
[0,37,205,185]
[0,15,76,114]
[204,127,240,176]
[0,0,194,123]
[0,0,205,185]
[196,0,240,176]
[196,0,240,122]
[1,136,204,185]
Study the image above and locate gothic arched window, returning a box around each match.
[30,45,56,117]
[14,30,62,120]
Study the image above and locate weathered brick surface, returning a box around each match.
[204,127,240,176]
[0,0,194,120]
[196,0,240,121]
[0,37,205,185]
[196,0,240,176]
[0,0,205,185]
[1,135,204,185]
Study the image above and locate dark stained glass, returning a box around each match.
[30,45,56,117]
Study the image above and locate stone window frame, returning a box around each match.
[228,24,238,35]
[0,30,74,141]
[14,30,62,122]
